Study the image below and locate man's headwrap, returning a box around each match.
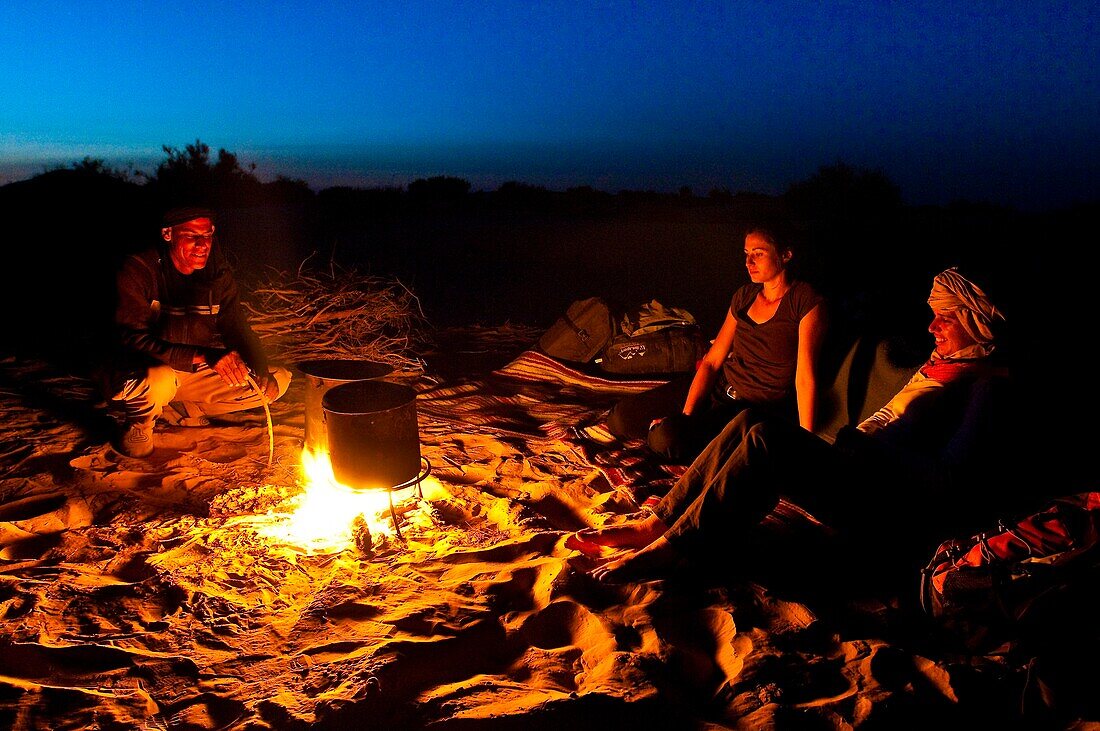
[162,206,215,228]
[927,267,1005,360]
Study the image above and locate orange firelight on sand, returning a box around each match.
[253,448,415,553]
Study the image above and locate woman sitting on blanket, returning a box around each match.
[577,267,1010,584]
[606,223,826,464]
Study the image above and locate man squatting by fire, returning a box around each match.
[102,206,292,457]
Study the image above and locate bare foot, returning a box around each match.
[589,537,679,584]
[574,514,667,550]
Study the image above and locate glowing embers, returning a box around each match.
[253,448,423,554]
[249,375,434,553]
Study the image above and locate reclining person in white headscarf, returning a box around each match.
[575,267,1012,585]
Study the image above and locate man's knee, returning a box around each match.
[109,364,178,420]
[114,364,177,403]
[145,365,179,407]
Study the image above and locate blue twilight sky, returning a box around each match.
[1,1,1097,210]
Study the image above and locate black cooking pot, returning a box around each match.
[297,359,394,455]
[322,380,421,491]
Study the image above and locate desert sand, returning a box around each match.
[0,330,1084,731]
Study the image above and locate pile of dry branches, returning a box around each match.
[242,259,430,375]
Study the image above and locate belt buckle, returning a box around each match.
[725,386,738,401]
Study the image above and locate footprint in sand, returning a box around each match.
[0,492,93,557]
[151,693,248,731]
[0,532,63,560]
[0,492,68,522]
[0,639,145,685]
[478,560,569,614]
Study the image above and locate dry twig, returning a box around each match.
[242,260,430,375]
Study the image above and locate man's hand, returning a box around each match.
[210,350,251,388]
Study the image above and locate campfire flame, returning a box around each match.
[252,448,409,553]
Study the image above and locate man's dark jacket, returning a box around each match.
[111,245,270,388]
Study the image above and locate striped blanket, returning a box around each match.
[490,350,668,396]
[416,350,687,500]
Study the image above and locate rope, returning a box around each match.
[245,374,275,468]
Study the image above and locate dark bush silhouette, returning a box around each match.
[785,161,903,221]
[496,181,551,209]
[0,167,150,361]
[148,140,263,208]
[66,156,138,182]
[407,175,471,204]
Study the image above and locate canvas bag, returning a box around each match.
[597,326,709,375]
[537,297,617,363]
[618,299,699,336]
[597,300,708,375]
[919,491,1100,650]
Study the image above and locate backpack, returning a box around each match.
[595,299,708,375]
[537,297,617,363]
[596,326,709,375]
[919,491,1100,650]
[617,299,699,336]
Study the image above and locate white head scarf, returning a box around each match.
[927,267,1006,359]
